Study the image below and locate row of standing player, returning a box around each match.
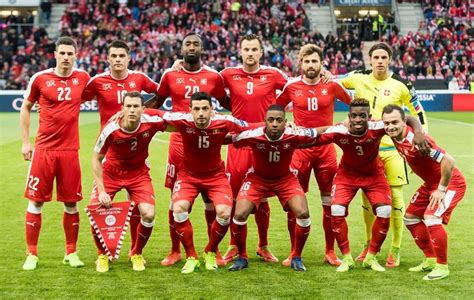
[19,35,465,280]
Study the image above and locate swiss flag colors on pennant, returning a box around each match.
[85,201,135,260]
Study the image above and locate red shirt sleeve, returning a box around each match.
[140,73,159,94]
[332,82,352,105]
[274,69,289,90]
[157,71,171,98]
[212,74,227,100]
[276,84,292,108]
[24,75,41,103]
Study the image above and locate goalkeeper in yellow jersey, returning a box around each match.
[337,42,428,267]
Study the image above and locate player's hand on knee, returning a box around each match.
[99,191,112,208]
[413,132,431,155]
[171,59,184,72]
[428,189,445,210]
[22,142,33,161]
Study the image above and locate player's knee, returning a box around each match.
[320,195,331,206]
[296,217,312,228]
[141,211,155,223]
[27,201,43,214]
[63,204,78,214]
[295,210,310,220]
[234,211,249,223]
[331,204,346,217]
[173,212,189,223]
[403,216,421,226]
[375,205,391,218]
[424,216,442,227]
[216,216,230,226]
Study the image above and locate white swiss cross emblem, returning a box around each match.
[129,81,136,89]
[200,78,207,85]
[384,89,390,96]
[142,131,149,138]
[283,143,290,149]
[72,78,79,85]
[260,75,267,82]
[321,88,328,95]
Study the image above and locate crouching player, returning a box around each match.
[229,104,320,272]
[382,104,466,281]
[91,92,168,272]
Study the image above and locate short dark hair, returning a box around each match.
[382,104,406,119]
[107,40,130,54]
[368,42,393,58]
[267,104,285,114]
[239,34,263,49]
[349,98,370,110]
[183,32,202,41]
[190,92,212,107]
[122,91,144,105]
[55,36,77,52]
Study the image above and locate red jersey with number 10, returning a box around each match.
[220,65,288,122]
[82,70,158,127]
[24,68,90,150]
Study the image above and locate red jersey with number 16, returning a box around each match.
[24,68,90,150]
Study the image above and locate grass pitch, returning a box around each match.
[0,112,473,298]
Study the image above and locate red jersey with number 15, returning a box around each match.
[276,77,351,127]
[232,127,318,179]
[157,66,226,112]
[315,121,386,175]
[82,70,158,127]
[162,112,252,175]
[220,65,288,122]
[24,68,90,150]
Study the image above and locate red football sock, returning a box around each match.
[25,212,41,256]
[228,203,237,247]
[63,212,79,255]
[287,211,296,253]
[368,217,390,254]
[406,222,436,257]
[322,205,335,252]
[168,209,181,252]
[131,220,153,256]
[204,209,216,239]
[256,201,270,247]
[291,223,311,258]
[428,224,448,264]
[331,216,350,255]
[91,226,106,255]
[129,205,141,251]
[231,220,248,259]
[174,219,198,258]
[205,220,229,253]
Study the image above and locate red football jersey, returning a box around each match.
[316,121,386,175]
[162,112,251,175]
[82,70,158,127]
[276,77,351,127]
[157,65,226,112]
[220,65,288,122]
[94,114,167,171]
[24,68,90,150]
[232,127,318,179]
[392,126,464,185]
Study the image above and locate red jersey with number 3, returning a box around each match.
[24,68,90,150]
[232,127,318,179]
[392,126,464,185]
[162,112,252,175]
[82,70,158,127]
[157,66,226,112]
[316,121,386,175]
[276,77,351,127]
[94,114,167,171]
[220,65,288,122]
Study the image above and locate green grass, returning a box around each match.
[0,112,473,298]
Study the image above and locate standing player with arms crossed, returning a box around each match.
[220,34,288,263]
[82,39,160,259]
[382,105,466,281]
[228,104,320,272]
[146,33,229,266]
[276,44,352,266]
[91,92,168,272]
[20,37,90,270]
[338,42,429,267]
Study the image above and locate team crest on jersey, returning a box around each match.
[186,127,195,134]
[295,90,303,97]
[283,143,291,149]
[232,75,241,81]
[176,78,185,84]
[200,79,207,85]
[321,88,328,95]
[339,139,349,144]
[72,78,79,86]
[212,129,220,134]
[256,143,265,150]
[129,81,136,89]
[384,89,390,96]
[102,83,112,90]
[366,138,373,143]
[142,131,149,138]
[114,139,126,144]
[260,75,267,82]
[46,80,56,87]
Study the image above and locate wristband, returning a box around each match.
[437,184,447,192]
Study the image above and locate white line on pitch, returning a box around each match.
[429,117,474,127]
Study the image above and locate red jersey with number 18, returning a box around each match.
[24,68,90,150]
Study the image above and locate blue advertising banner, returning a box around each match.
[334,0,392,6]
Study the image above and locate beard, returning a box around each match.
[304,68,320,79]
[184,53,200,65]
